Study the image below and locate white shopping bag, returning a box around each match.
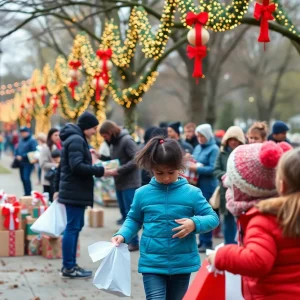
[30,200,67,237]
[88,241,131,297]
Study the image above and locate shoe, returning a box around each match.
[128,244,139,252]
[198,244,212,253]
[116,218,124,225]
[60,266,92,279]
[75,265,92,277]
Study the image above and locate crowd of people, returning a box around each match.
[3,113,300,299]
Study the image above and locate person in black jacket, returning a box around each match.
[58,111,105,279]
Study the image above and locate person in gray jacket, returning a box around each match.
[99,120,141,251]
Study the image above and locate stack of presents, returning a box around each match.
[0,190,103,258]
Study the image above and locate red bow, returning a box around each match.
[2,203,20,230]
[68,81,79,99]
[254,2,276,43]
[187,45,207,79]
[96,49,113,60]
[32,191,48,206]
[40,85,47,105]
[186,12,209,26]
[52,96,59,113]
[69,60,81,69]
[30,88,38,93]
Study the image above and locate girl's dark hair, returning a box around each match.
[47,128,59,150]
[136,136,184,171]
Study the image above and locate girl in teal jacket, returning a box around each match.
[112,136,219,300]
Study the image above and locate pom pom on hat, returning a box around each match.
[259,141,293,169]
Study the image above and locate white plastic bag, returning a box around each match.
[30,200,67,237]
[88,241,131,297]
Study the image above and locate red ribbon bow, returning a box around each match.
[2,203,20,230]
[254,2,276,44]
[40,85,47,105]
[93,74,102,103]
[96,49,113,76]
[69,60,81,69]
[96,49,113,60]
[52,95,59,113]
[186,45,207,79]
[30,88,38,93]
[68,81,79,99]
[186,12,209,26]
[32,191,47,206]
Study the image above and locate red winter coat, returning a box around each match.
[215,197,300,300]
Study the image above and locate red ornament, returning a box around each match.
[51,95,59,113]
[186,12,209,82]
[254,0,276,48]
[68,60,81,98]
[96,49,113,77]
[40,85,47,105]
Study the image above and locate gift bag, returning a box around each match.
[183,260,225,299]
[88,241,131,297]
[30,200,67,237]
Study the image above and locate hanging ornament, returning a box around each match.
[91,75,106,103]
[39,85,47,105]
[30,87,38,102]
[68,60,81,98]
[51,95,59,113]
[185,12,209,82]
[187,28,210,46]
[254,0,276,49]
[96,49,113,80]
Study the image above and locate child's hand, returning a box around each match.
[111,235,124,246]
[172,218,195,239]
[208,251,217,266]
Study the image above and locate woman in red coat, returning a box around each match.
[209,142,300,300]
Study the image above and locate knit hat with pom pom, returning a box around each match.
[225,141,292,216]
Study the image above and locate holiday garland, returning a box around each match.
[0,0,299,125]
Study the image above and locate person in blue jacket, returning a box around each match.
[112,136,219,300]
[15,127,38,196]
[188,124,219,252]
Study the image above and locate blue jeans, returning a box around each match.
[143,273,191,300]
[19,163,34,196]
[223,211,237,245]
[62,204,85,270]
[116,188,139,245]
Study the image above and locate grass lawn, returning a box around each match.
[0,163,11,174]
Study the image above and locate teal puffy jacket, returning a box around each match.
[116,177,219,275]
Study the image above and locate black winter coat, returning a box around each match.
[58,124,104,207]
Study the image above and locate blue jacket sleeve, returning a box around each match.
[190,189,219,233]
[196,146,219,175]
[115,190,143,243]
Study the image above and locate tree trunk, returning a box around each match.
[187,59,209,124]
[206,74,220,127]
[123,104,137,134]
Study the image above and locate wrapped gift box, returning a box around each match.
[88,208,104,228]
[0,203,21,231]
[0,230,24,257]
[25,236,42,255]
[25,216,39,238]
[20,196,33,209]
[31,206,48,218]
[21,209,30,230]
[42,235,80,259]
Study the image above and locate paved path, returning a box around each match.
[0,154,214,300]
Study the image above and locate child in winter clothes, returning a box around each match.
[112,136,219,300]
[208,141,300,300]
[247,121,268,144]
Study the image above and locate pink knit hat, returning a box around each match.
[225,141,292,216]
